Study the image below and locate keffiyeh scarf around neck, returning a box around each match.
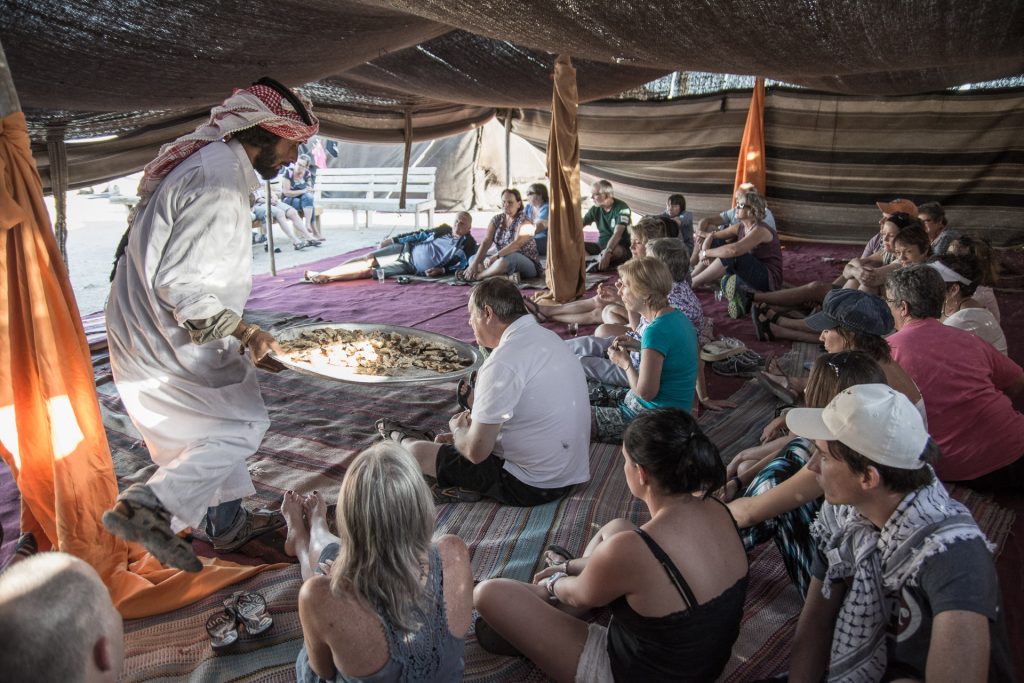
[811,474,994,683]
[111,83,319,279]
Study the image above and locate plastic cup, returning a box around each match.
[374,268,386,283]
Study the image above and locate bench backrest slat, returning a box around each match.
[314,167,436,203]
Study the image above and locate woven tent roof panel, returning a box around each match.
[4,0,1023,190]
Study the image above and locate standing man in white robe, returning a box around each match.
[101,79,319,572]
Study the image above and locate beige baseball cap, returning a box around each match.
[786,384,928,470]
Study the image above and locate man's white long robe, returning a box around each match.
[106,139,268,529]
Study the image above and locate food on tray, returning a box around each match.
[279,328,471,376]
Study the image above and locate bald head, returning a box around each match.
[0,553,123,683]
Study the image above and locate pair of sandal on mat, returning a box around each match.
[206,591,273,651]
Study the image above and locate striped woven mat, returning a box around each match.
[100,337,1014,682]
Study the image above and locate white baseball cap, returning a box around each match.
[786,384,928,470]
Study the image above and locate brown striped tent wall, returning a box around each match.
[511,87,1024,246]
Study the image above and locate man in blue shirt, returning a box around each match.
[305,212,478,283]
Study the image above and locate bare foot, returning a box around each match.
[303,490,327,527]
[281,490,307,557]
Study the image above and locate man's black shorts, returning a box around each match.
[435,444,573,507]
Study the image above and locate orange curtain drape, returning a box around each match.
[733,77,766,197]
[0,111,279,619]
[537,54,585,304]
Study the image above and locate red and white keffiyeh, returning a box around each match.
[110,82,319,280]
[135,83,319,200]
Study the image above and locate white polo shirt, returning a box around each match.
[471,315,591,489]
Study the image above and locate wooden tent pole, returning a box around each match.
[47,125,70,268]
[504,108,512,187]
[399,108,412,209]
[266,178,276,276]
[0,38,22,117]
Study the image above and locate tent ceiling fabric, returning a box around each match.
[361,0,1024,95]
[339,31,667,107]
[3,0,1022,187]
[2,0,452,111]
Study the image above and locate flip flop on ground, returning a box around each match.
[700,338,747,362]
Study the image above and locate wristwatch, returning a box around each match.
[546,571,567,600]
[700,248,708,261]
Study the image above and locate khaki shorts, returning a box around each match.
[575,622,614,683]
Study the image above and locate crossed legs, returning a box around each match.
[473,518,636,683]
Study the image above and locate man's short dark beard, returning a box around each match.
[232,126,283,180]
[252,143,280,180]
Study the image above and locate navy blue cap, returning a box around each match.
[804,288,894,336]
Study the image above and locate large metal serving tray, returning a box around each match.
[270,322,483,385]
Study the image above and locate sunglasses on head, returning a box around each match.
[824,352,855,378]
[886,212,915,229]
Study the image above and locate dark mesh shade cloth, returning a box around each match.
[3,0,1023,243]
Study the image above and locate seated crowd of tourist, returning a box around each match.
[285,184,1017,681]
[3,183,1020,683]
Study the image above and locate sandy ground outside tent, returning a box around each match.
[47,179,509,317]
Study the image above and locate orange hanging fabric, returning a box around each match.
[733,77,767,196]
[0,111,279,619]
[536,54,586,304]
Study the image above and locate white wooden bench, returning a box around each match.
[313,167,436,229]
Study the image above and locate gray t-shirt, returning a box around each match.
[813,537,1015,681]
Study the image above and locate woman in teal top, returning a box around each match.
[592,257,698,442]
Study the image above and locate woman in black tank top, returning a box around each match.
[475,409,749,682]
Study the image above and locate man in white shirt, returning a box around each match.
[378,278,591,506]
[102,79,319,571]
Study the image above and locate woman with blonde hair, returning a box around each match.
[286,442,473,682]
[590,257,698,442]
[691,190,783,317]
[533,215,668,328]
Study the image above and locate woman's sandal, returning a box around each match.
[225,591,274,636]
[456,370,477,411]
[453,269,476,284]
[374,418,436,444]
[522,298,549,323]
[754,371,799,406]
[206,610,240,650]
[751,304,779,342]
[543,543,576,568]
